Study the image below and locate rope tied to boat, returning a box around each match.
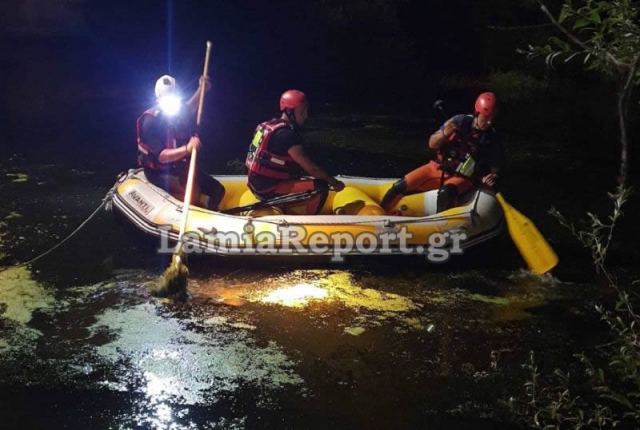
[243,209,474,227]
[0,186,116,274]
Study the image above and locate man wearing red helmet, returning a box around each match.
[380,92,503,213]
[245,89,345,214]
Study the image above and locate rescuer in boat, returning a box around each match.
[245,90,345,214]
[380,92,503,214]
[136,75,225,210]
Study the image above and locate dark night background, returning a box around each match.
[3,0,635,174]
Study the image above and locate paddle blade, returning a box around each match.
[496,193,559,274]
[153,252,189,299]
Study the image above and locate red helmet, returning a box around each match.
[280,89,307,111]
[474,92,497,119]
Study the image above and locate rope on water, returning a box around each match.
[0,187,115,274]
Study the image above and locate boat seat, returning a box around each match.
[332,186,385,215]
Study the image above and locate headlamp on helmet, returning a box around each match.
[154,75,181,116]
[158,94,182,116]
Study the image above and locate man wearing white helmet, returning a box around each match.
[136,74,225,210]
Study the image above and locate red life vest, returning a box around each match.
[136,108,182,170]
[245,119,301,180]
[436,115,492,178]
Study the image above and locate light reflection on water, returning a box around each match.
[89,302,303,427]
[260,282,329,307]
[0,263,569,428]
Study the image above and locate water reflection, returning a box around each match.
[89,302,303,427]
[260,282,329,307]
[0,261,572,428]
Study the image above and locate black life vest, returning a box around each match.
[245,119,301,180]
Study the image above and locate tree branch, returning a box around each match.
[622,54,640,108]
[616,53,640,185]
[537,1,629,70]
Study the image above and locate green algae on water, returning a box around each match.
[0,266,55,324]
[343,326,366,336]
[250,271,417,313]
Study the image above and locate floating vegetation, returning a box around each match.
[403,317,425,330]
[0,266,55,324]
[260,283,329,308]
[203,315,256,330]
[90,303,303,405]
[0,221,6,261]
[248,271,417,313]
[6,173,29,183]
[0,324,42,356]
[0,267,56,358]
[195,270,426,335]
[343,326,366,336]
[4,211,22,220]
[467,293,510,306]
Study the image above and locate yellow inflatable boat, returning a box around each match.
[111,169,503,260]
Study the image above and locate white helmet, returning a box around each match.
[154,74,177,99]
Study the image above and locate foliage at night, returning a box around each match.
[511,1,640,428]
[523,0,640,185]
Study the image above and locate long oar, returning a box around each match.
[223,189,320,215]
[495,193,559,274]
[153,41,212,298]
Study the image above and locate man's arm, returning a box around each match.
[141,116,201,164]
[158,137,201,164]
[428,117,458,150]
[288,145,345,190]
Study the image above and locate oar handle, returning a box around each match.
[196,41,212,128]
[223,189,320,215]
[178,149,198,238]
[177,41,212,240]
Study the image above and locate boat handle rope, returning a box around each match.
[245,209,474,227]
[0,186,116,274]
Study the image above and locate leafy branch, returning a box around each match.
[521,0,640,185]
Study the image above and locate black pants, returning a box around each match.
[145,168,225,211]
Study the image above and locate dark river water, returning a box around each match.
[1,130,630,429]
[1,39,639,429]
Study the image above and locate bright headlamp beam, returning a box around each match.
[158,94,182,116]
